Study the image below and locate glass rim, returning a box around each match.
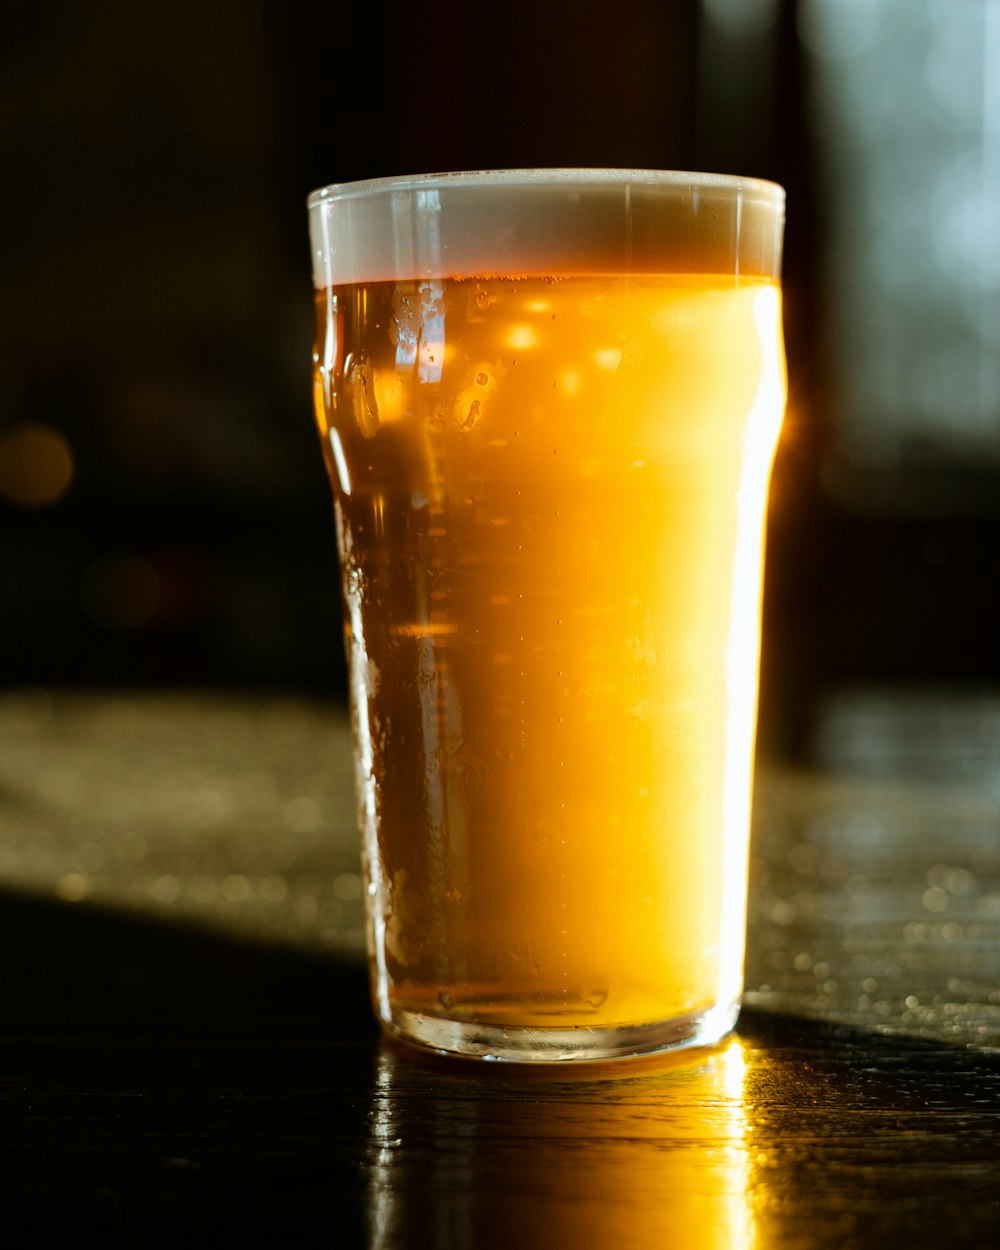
[306,168,785,210]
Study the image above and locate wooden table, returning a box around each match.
[0,689,997,1244]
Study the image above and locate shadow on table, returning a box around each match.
[0,886,376,1230]
[0,885,374,1045]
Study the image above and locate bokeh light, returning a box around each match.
[0,421,75,508]
[81,552,161,631]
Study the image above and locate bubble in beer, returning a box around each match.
[558,370,582,395]
[505,325,537,351]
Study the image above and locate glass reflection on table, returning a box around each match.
[366,1039,754,1249]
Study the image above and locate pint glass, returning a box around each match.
[308,170,786,1061]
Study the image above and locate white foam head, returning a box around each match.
[308,169,785,287]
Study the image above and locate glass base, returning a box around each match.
[381,999,741,1063]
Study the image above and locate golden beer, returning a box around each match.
[309,172,786,1060]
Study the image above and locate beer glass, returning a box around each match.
[308,170,786,1062]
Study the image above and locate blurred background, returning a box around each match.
[3,0,999,767]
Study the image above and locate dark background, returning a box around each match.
[2,0,997,762]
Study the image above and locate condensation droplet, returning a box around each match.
[349,357,380,437]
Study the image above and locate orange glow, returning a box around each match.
[0,421,75,508]
[369,1038,755,1249]
[315,273,785,1035]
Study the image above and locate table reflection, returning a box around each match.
[366,1040,754,1249]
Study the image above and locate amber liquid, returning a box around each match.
[313,274,785,1038]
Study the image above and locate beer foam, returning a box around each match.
[308,169,785,288]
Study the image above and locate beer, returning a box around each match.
[312,270,785,1049]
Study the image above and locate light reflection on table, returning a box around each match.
[367,1040,753,1250]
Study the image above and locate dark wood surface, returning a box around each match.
[1,689,998,1244]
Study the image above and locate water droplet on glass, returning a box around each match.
[349,357,380,437]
